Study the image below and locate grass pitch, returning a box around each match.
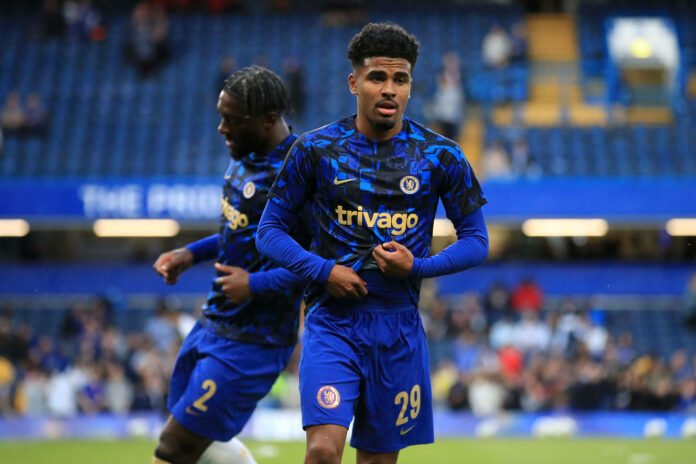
[1,438,695,463]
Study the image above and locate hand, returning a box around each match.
[326,264,368,299]
[372,241,414,278]
[214,263,252,304]
[153,248,194,285]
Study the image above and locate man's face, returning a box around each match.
[216,90,266,160]
[349,57,412,139]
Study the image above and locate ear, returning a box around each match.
[348,72,358,95]
[263,112,278,127]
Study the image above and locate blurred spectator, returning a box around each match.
[41,0,65,38]
[468,371,506,417]
[77,364,106,414]
[684,273,696,328]
[423,297,454,368]
[321,0,367,27]
[429,52,464,141]
[498,344,524,380]
[482,25,511,69]
[509,21,528,63]
[1,91,25,133]
[514,312,550,354]
[670,350,692,383]
[144,300,178,353]
[489,310,517,351]
[510,138,536,176]
[431,359,459,406]
[0,312,30,365]
[47,364,85,417]
[24,93,50,134]
[677,378,696,412]
[482,141,511,179]
[0,356,15,415]
[510,278,544,313]
[283,56,306,119]
[104,362,133,414]
[128,2,170,78]
[582,312,609,359]
[63,0,105,41]
[483,281,511,322]
[1,91,50,136]
[15,365,49,416]
[447,374,469,410]
[567,359,613,411]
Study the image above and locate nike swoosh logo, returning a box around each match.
[400,425,416,436]
[333,177,357,186]
[185,406,201,416]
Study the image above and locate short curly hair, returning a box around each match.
[347,22,420,70]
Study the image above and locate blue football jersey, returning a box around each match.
[203,134,308,345]
[268,117,486,311]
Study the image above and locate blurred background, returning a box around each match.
[1,0,696,452]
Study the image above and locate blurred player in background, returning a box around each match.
[152,66,309,464]
[257,23,489,464]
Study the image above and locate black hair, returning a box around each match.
[347,22,420,70]
[222,65,290,117]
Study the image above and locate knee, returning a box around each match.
[305,440,342,464]
[155,430,200,464]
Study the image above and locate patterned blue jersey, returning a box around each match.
[204,134,308,346]
[268,117,486,311]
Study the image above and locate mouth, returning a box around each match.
[225,138,235,149]
[376,100,397,117]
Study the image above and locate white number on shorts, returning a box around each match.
[394,384,421,426]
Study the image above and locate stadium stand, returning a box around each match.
[1,0,694,424]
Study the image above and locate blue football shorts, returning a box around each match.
[168,322,294,441]
[299,306,434,453]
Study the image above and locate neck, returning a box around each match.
[355,114,402,142]
[261,119,291,153]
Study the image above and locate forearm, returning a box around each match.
[248,267,309,295]
[185,234,219,264]
[411,208,489,278]
[257,201,334,283]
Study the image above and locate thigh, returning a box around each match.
[351,310,434,453]
[170,328,294,441]
[300,309,361,430]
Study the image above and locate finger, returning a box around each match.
[381,241,399,251]
[372,246,389,260]
[215,262,234,274]
[354,281,368,298]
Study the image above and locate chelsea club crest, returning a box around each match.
[242,181,256,199]
[399,175,419,195]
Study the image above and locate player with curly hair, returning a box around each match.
[257,23,489,463]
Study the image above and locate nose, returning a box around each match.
[381,80,396,97]
[217,120,226,134]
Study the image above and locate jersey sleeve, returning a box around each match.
[267,136,317,214]
[439,145,487,224]
[185,234,219,264]
[248,267,308,295]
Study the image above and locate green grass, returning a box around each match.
[1,438,695,463]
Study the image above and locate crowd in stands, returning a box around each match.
[420,280,696,416]
[1,277,696,418]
